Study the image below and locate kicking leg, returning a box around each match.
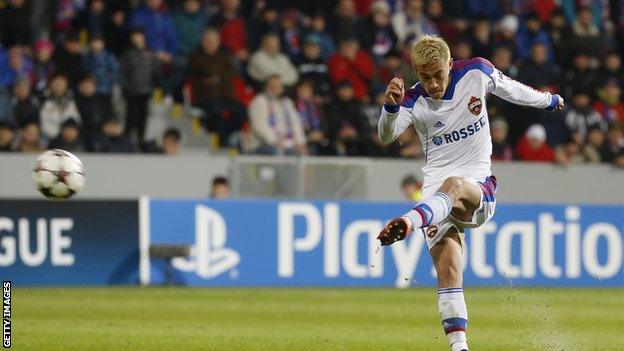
[431,228,469,351]
[378,176,481,245]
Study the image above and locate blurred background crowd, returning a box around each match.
[0,0,623,166]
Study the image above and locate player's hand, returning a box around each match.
[385,77,405,105]
[377,217,412,246]
[551,94,564,112]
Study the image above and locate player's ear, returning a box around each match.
[448,58,453,70]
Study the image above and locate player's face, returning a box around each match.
[416,59,452,100]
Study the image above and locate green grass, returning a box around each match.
[12,287,624,350]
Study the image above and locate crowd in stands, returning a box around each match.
[0,0,624,166]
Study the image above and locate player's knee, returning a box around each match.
[441,177,463,197]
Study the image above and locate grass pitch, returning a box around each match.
[13,287,624,350]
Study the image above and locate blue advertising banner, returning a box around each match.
[1,200,139,285]
[145,199,624,287]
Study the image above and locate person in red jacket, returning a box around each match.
[516,123,556,162]
[328,36,374,101]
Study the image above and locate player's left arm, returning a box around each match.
[482,58,564,112]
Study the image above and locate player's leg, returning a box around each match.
[431,228,469,351]
[378,176,481,245]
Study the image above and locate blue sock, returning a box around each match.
[403,192,453,228]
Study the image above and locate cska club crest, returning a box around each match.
[468,96,482,116]
[426,226,438,238]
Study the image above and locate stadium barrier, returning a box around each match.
[2,198,621,287]
[0,200,139,285]
[143,198,624,287]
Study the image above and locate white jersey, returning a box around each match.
[378,57,557,195]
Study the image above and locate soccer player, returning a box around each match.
[376,36,564,351]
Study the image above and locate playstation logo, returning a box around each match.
[172,205,240,279]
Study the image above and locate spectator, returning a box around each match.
[470,16,493,59]
[562,51,597,99]
[594,79,624,124]
[555,133,586,166]
[517,42,561,91]
[583,126,608,163]
[328,37,374,101]
[294,80,330,155]
[391,0,438,47]
[426,0,460,44]
[210,0,249,63]
[92,117,135,153]
[247,5,280,50]
[0,87,11,123]
[490,118,513,161]
[188,29,245,147]
[51,0,86,37]
[329,0,362,42]
[516,124,556,162]
[75,76,113,139]
[325,80,371,156]
[401,174,422,201]
[172,0,207,56]
[130,0,177,56]
[547,8,573,68]
[360,1,398,62]
[10,77,41,127]
[53,32,88,88]
[564,87,604,139]
[295,34,331,97]
[0,45,32,89]
[210,176,231,198]
[494,14,519,51]
[0,122,15,151]
[103,1,129,57]
[17,121,44,153]
[40,74,81,140]
[515,13,552,62]
[490,45,518,78]
[247,32,299,88]
[121,29,159,143]
[248,75,306,155]
[305,12,336,60]
[569,6,602,56]
[0,0,32,47]
[598,52,624,87]
[451,37,473,61]
[82,0,107,35]
[280,8,304,58]
[48,119,86,152]
[604,122,624,163]
[31,39,56,98]
[161,128,181,155]
[377,50,403,85]
[83,33,119,99]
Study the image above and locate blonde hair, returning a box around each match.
[410,35,451,69]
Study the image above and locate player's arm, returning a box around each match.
[378,77,413,144]
[484,60,564,112]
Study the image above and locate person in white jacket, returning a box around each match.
[248,75,306,155]
[40,74,81,140]
[376,35,564,351]
[247,32,299,87]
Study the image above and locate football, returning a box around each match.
[32,149,86,200]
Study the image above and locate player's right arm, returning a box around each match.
[378,77,414,144]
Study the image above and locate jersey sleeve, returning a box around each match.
[483,60,558,110]
[377,104,414,144]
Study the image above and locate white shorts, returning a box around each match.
[422,175,498,250]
